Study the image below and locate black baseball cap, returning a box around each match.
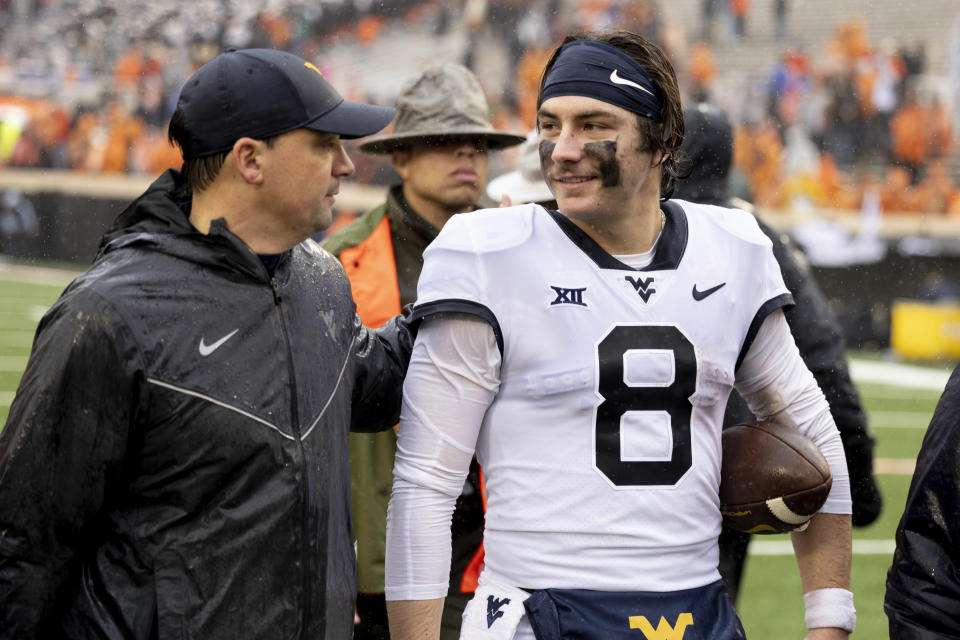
[175,48,396,157]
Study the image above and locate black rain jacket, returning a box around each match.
[0,170,413,639]
[885,363,960,639]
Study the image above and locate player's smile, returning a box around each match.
[541,142,592,192]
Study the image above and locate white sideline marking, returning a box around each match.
[868,410,932,428]
[0,261,80,286]
[0,331,36,346]
[0,391,13,407]
[875,458,916,475]
[849,359,951,391]
[750,539,896,556]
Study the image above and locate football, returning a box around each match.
[719,421,832,534]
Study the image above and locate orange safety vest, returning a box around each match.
[340,215,401,328]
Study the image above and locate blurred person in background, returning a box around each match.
[674,102,882,604]
[486,129,558,209]
[321,62,525,640]
[0,187,39,256]
[774,0,789,39]
[0,48,413,640]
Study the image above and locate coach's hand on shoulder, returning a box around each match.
[805,627,849,640]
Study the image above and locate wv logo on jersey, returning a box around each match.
[625,275,656,302]
[628,613,693,640]
[550,285,587,307]
[486,595,511,628]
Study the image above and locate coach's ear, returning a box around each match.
[652,150,670,167]
[233,137,266,185]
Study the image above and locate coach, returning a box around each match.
[0,48,411,639]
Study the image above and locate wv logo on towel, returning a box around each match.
[628,613,693,640]
[487,595,511,628]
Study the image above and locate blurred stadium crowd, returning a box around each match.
[0,0,958,216]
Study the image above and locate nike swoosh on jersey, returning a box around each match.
[609,69,655,96]
[199,328,240,356]
[692,282,726,301]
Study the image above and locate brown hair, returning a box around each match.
[167,108,275,193]
[537,30,685,199]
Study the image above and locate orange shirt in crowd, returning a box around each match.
[881,166,917,213]
[929,99,954,158]
[688,43,716,91]
[516,46,553,128]
[102,105,144,174]
[890,96,930,166]
[914,160,958,214]
[356,16,384,45]
[817,153,861,211]
[258,13,293,48]
[113,47,144,87]
[735,121,783,207]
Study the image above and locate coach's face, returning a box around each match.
[264,128,355,237]
[537,96,662,223]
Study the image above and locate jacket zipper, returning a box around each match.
[271,276,312,640]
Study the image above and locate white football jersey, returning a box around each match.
[412,201,792,591]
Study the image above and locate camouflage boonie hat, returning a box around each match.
[358,63,526,154]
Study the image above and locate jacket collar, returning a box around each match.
[385,184,442,249]
[95,169,285,283]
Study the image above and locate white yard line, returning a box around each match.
[0,356,28,373]
[0,331,35,347]
[28,305,49,322]
[0,391,14,407]
[0,261,80,287]
[875,458,917,475]
[750,539,896,556]
[868,410,933,428]
[849,359,951,391]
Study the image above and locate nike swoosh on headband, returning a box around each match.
[609,69,654,97]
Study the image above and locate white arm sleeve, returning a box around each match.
[384,313,501,601]
[734,309,852,514]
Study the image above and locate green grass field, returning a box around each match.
[0,267,947,638]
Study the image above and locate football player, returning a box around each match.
[384,30,854,640]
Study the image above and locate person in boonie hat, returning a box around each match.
[320,62,523,640]
[356,62,526,229]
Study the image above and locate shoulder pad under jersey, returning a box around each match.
[674,199,772,248]
[426,203,539,255]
